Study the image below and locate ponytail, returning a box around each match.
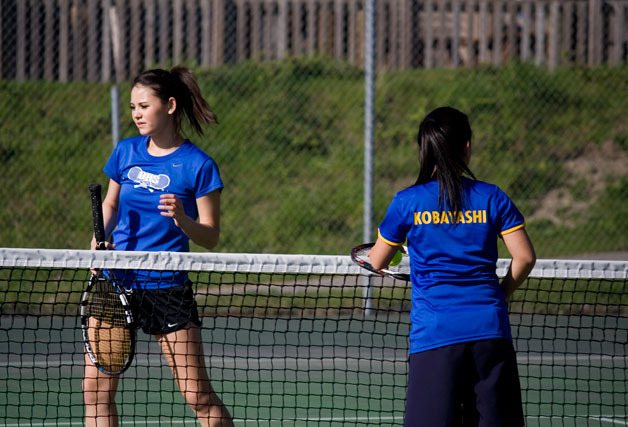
[170,66,218,135]
[415,107,476,213]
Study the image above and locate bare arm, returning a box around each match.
[368,237,402,270]
[160,190,221,250]
[500,228,536,300]
[90,179,119,250]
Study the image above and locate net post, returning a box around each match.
[109,3,121,147]
[110,85,120,146]
[363,0,376,318]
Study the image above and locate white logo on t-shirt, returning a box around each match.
[128,166,170,192]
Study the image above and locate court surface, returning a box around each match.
[0,315,626,426]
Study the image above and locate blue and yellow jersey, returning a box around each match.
[378,177,525,354]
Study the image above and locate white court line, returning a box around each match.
[596,418,628,426]
[1,416,403,426]
[2,415,628,427]
[1,353,626,369]
[528,416,628,426]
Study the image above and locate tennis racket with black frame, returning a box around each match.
[351,242,410,281]
[80,183,135,376]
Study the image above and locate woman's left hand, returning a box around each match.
[159,193,186,226]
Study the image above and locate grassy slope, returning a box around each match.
[0,59,626,257]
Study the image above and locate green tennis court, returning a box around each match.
[1,314,626,426]
[2,316,407,425]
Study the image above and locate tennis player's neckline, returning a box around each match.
[143,136,191,159]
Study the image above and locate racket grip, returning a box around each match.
[89,183,107,249]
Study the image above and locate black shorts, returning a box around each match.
[129,282,201,335]
[404,339,524,427]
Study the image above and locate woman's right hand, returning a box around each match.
[91,233,116,250]
[90,236,114,275]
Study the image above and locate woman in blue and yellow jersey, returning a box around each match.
[83,66,233,427]
[369,106,536,427]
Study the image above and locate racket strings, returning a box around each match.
[88,280,127,324]
[86,279,133,373]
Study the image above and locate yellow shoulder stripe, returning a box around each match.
[377,230,405,247]
[500,223,525,236]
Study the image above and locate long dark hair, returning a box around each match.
[132,66,217,136]
[415,106,476,213]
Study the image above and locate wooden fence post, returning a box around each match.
[548,0,560,70]
[399,0,411,69]
[186,0,199,63]
[109,4,123,82]
[493,0,503,65]
[520,0,531,62]
[144,0,156,69]
[158,0,169,67]
[505,0,516,61]
[437,0,447,67]
[101,0,112,82]
[452,0,461,67]
[334,0,343,60]
[16,0,26,80]
[212,0,225,65]
[71,1,85,80]
[306,0,316,54]
[87,0,99,81]
[478,0,488,63]
[375,0,386,70]
[424,0,434,68]
[278,0,288,59]
[236,0,246,61]
[347,0,357,64]
[466,0,476,66]
[0,1,3,78]
[263,0,274,60]
[200,0,211,66]
[29,0,41,79]
[534,0,545,66]
[173,0,183,65]
[250,0,262,60]
[588,0,601,65]
[576,0,586,64]
[610,1,625,65]
[59,0,69,82]
[561,0,573,65]
[44,0,55,81]
[129,0,141,77]
[295,0,305,55]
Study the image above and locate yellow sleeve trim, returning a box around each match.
[500,223,525,236]
[377,229,405,247]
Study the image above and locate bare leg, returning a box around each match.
[83,353,120,427]
[157,324,234,427]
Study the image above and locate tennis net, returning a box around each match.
[0,248,626,426]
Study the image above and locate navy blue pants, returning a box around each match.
[404,339,524,427]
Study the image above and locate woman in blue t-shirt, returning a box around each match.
[84,66,233,427]
[369,107,536,427]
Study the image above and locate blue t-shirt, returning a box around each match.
[378,177,525,354]
[104,135,223,289]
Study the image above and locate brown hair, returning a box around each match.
[415,106,476,213]
[132,66,217,136]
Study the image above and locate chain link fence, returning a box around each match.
[0,0,626,257]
